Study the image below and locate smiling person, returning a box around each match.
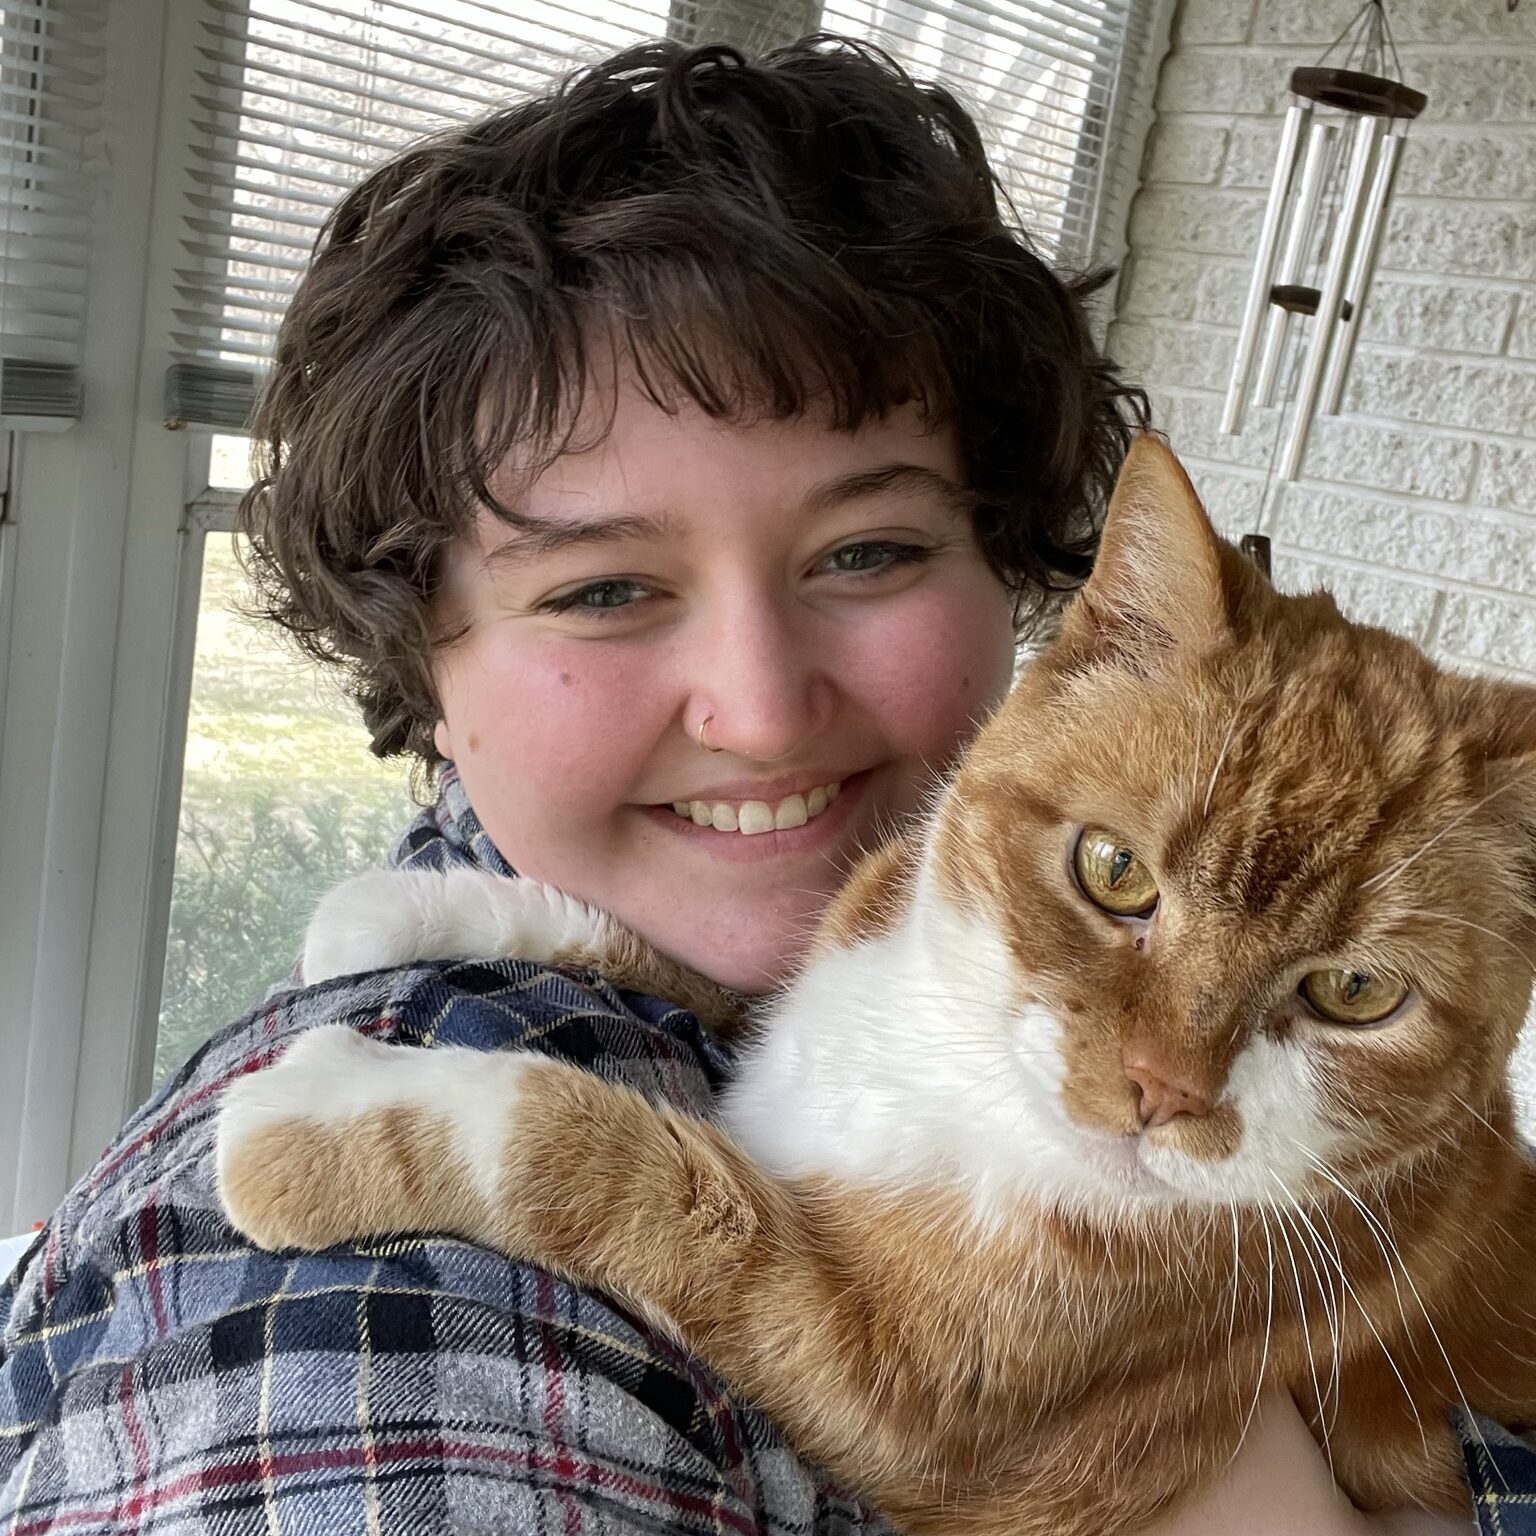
[0,37,1493,1535]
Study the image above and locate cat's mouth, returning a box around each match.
[1077,1128,1173,1191]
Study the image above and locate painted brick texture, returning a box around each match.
[1108,0,1536,681]
[1106,0,1536,1117]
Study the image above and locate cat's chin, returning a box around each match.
[1054,1126,1187,1212]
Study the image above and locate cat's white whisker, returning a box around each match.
[1229,1199,1276,1471]
[1362,777,1525,894]
[1300,1150,1500,1475]
[1266,1173,1334,1478]
[1202,689,1251,823]
[1278,1187,1347,1438]
[1393,907,1530,963]
[1445,1090,1519,1151]
[1293,1152,1431,1455]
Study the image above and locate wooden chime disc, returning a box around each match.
[1289,66,1427,120]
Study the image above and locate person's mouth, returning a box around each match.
[666,778,843,836]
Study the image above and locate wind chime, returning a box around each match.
[1220,1,1425,486]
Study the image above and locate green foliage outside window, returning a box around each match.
[155,536,419,1082]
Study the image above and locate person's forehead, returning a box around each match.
[491,383,961,517]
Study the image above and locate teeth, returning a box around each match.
[670,782,843,837]
[737,801,775,835]
[774,794,807,830]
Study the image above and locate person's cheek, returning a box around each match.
[486,637,674,823]
[849,583,1014,755]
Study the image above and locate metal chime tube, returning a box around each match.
[1254,121,1337,408]
[1279,113,1386,481]
[1321,117,1408,416]
[1220,100,1312,434]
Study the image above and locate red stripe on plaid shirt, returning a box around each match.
[89,1052,280,1196]
[117,1364,152,1536]
[86,1009,398,1209]
[538,1268,585,1536]
[137,1203,168,1340]
[6,1435,761,1536]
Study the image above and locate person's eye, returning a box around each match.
[537,579,652,618]
[820,540,933,576]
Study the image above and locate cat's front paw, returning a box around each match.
[217,1025,534,1254]
[303,868,610,983]
[216,1025,396,1250]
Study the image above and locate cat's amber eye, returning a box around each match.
[1299,968,1408,1027]
[1073,828,1159,917]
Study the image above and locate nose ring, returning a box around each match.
[699,714,722,753]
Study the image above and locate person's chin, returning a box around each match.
[651,890,829,995]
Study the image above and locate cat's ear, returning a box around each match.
[1057,433,1230,667]
[1480,682,1536,764]
[1474,682,1536,906]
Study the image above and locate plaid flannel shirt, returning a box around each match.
[1,769,1530,1533]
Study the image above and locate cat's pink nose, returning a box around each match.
[1122,1049,1212,1127]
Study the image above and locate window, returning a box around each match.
[155,498,414,1082]
[820,0,1152,267]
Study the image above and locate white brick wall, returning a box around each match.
[1107,0,1536,1123]
[1110,0,1536,676]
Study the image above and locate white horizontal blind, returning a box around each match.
[173,0,1156,426]
[0,0,106,422]
[818,0,1152,268]
[173,0,678,414]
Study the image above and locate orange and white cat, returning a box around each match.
[217,435,1536,1535]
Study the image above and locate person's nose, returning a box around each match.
[689,594,835,764]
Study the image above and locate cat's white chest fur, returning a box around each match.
[722,883,1092,1221]
[298,863,1338,1225]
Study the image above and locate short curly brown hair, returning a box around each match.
[238,34,1145,766]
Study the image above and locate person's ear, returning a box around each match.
[433,719,455,762]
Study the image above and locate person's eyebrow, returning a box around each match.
[480,460,974,570]
[800,461,977,520]
[481,509,671,565]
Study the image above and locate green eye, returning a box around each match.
[1299,968,1408,1026]
[1074,828,1159,917]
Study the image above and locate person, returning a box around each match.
[0,35,1519,1535]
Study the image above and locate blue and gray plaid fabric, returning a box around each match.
[0,767,1529,1532]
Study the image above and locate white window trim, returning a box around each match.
[0,0,204,1230]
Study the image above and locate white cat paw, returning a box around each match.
[216,1025,533,1251]
[215,1025,400,1247]
[302,868,610,984]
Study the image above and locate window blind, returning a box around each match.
[819,0,1152,269]
[170,0,684,426]
[170,0,1157,430]
[0,0,105,426]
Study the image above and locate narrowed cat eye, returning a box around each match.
[1299,968,1409,1027]
[1073,828,1159,918]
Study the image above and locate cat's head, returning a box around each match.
[931,433,1536,1220]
